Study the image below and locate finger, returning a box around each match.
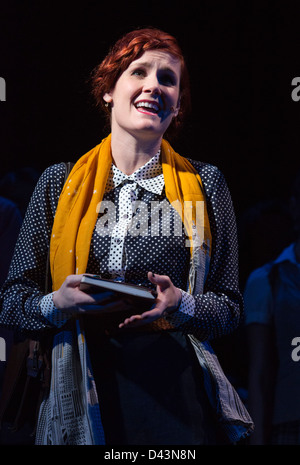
[147,272,170,290]
[118,307,164,328]
[65,274,85,287]
[119,314,143,328]
[125,314,143,324]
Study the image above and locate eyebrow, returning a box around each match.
[129,61,178,75]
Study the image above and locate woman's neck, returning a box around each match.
[110,131,162,175]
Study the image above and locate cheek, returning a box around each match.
[167,88,180,106]
[174,89,181,104]
[114,79,140,103]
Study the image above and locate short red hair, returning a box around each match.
[90,27,191,138]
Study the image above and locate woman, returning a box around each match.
[0,27,252,445]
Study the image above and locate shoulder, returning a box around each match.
[25,163,71,217]
[187,158,221,178]
[245,262,274,287]
[244,263,273,307]
[33,163,70,197]
[244,263,274,324]
[186,158,227,198]
[37,162,69,184]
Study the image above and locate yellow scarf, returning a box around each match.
[49,134,212,291]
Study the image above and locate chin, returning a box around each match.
[135,127,165,140]
[135,121,169,136]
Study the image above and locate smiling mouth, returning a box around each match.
[135,100,161,114]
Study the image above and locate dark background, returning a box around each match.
[1,0,300,214]
[1,0,300,386]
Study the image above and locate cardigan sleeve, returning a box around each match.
[164,162,243,341]
[0,163,67,336]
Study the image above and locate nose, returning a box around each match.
[143,74,161,95]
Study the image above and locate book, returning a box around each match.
[79,275,157,307]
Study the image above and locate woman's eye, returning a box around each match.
[132,69,145,77]
[160,73,176,86]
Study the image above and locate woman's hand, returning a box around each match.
[52,274,129,314]
[118,272,182,329]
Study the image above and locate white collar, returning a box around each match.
[105,151,164,195]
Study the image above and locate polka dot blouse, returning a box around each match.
[0,151,243,341]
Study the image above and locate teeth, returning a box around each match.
[136,101,159,112]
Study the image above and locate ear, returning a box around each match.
[173,97,181,117]
[103,92,113,104]
[173,108,179,117]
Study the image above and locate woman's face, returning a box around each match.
[103,50,181,141]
